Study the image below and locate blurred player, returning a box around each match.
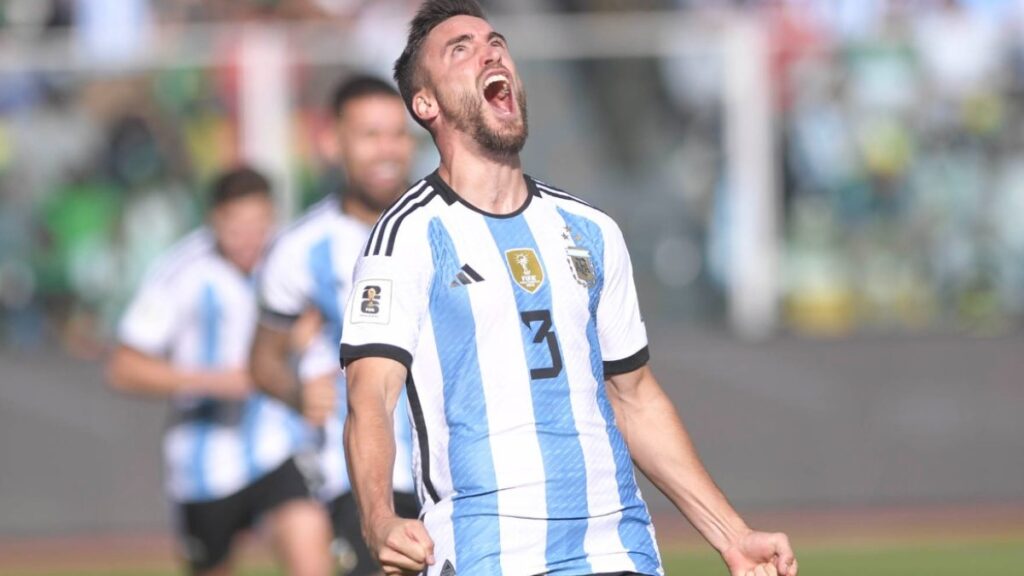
[340,1,799,575]
[107,167,333,576]
[250,75,419,575]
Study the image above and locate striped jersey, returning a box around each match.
[118,229,306,503]
[258,196,415,500]
[340,172,663,576]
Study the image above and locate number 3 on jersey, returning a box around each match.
[520,309,563,379]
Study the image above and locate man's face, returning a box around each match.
[336,95,414,211]
[210,193,275,273]
[419,15,528,155]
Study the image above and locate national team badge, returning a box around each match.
[504,248,545,293]
[566,246,597,287]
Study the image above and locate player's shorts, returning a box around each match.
[329,490,420,576]
[174,457,315,573]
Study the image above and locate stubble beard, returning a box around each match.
[346,182,398,214]
[440,84,529,156]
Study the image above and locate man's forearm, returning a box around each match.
[344,399,399,527]
[249,324,302,409]
[107,346,247,399]
[344,358,408,533]
[609,370,750,552]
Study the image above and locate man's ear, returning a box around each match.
[413,89,438,124]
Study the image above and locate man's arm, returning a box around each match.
[249,317,335,425]
[606,364,798,576]
[345,356,433,575]
[249,321,302,407]
[106,345,249,399]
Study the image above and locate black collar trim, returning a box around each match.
[427,170,539,219]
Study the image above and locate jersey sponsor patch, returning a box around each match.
[504,248,545,294]
[350,279,392,324]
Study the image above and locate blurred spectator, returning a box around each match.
[32,170,120,357]
[4,0,1024,351]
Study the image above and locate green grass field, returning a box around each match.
[9,539,1023,576]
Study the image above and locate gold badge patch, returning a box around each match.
[505,248,545,293]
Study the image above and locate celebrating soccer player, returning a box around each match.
[339,1,800,576]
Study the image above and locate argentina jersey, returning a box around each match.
[258,197,415,500]
[341,172,664,575]
[118,229,306,503]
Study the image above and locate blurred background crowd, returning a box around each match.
[5,0,1024,362]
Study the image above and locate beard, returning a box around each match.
[347,183,395,213]
[438,83,529,156]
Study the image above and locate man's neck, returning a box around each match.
[437,137,526,215]
[340,192,380,227]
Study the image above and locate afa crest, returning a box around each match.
[504,248,545,293]
[566,246,596,288]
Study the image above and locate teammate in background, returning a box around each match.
[107,167,333,576]
[340,1,799,575]
[250,76,419,576]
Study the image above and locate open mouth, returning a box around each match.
[483,72,515,116]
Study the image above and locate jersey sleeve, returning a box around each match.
[258,235,311,329]
[117,274,181,357]
[596,221,649,376]
[339,236,433,371]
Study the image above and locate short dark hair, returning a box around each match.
[330,74,401,119]
[394,0,486,129]
[209,166,271,208]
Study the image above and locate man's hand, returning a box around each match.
[721,530,798,576]
[302,374,337,426]
[368,516,435,575]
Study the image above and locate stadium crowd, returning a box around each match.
[2,0,1023,348]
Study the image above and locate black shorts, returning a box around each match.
[329,490,420,576]
[175,457,315,573]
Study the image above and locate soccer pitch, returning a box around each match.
[8,539,1023,575]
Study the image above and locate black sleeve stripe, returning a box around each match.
[365,180,428,257]
[340,343,413,370]
[405,374,441,504]
[371,182,428,256]
[603,346,650,377]
[384,190,438,256]
[535,183,593,208]
[366,182,420,257]
[258,308,300,330]
[370,182,430,256]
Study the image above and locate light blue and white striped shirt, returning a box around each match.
[118,229,306,503]
[259,197,415,500]
[341,173,663,576]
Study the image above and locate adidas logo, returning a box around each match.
[440,559,456,576]
[450,264,485,287]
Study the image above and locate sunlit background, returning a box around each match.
[1,0,1023,574]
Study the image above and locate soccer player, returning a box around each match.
[250,75,419,576]
[107,167,333,576]
[339,2,800,576]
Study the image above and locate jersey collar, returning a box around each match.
[427,169,540,219]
